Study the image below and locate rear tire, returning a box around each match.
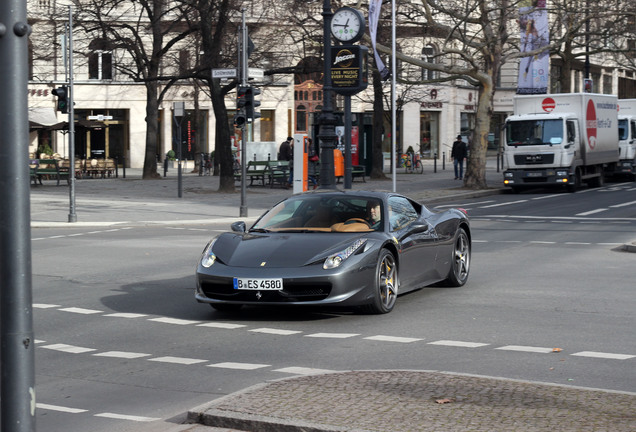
[440,228,470,287]
[363,249,398,314]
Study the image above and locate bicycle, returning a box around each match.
[403,153,423,174]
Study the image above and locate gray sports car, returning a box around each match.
[195,190,470,314]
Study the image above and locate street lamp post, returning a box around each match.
[318,0,338,189]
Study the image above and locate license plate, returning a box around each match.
[526,172,543,177]
[233,277,283,290]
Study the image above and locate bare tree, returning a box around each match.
[74,0,198,179]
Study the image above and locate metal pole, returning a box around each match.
[0,1,36,430]
[344,95,352,189]
[391,0,397,192]
[318,0,337,189]
[68,6,77,222]
[239,9,248,217]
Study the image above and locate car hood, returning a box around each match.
[213,232,365,268]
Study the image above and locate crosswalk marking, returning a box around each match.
[58,307,103,315]
[305,332,360,339]
[93,351,151,359]
[496,345,554,354]
[364,335,423,343]
[274,366,336,375]
[148,317,201,325]
[250,327,303,335]
[41,343,97,354]
[104,313,148,318]
[94,412,161,422]
[37,403,88,414]
[207,362,270,370]
[197,322,247,329]
[428,340,490,348]
[571,351,635,360]
[148,356,207,365]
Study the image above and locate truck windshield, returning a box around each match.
[618,119,628,140]
[506,120,563,146]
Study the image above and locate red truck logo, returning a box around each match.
[586,99,597,150]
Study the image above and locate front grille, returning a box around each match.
[514,154,554,165]
[200,278,332,302]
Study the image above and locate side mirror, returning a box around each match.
[231,221,246,233]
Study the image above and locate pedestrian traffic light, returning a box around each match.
[52,86,68,113]
[245,86,261,121]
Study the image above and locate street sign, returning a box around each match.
[87,115,113,121]
[248,68,264,79]
[212,68,237,79]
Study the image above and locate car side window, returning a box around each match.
[388,197,418,231]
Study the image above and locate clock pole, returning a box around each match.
[318,0,338,189]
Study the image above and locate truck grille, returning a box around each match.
[514,154,554,165]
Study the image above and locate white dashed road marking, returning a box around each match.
[496,345,555,354]
[576,208,608,216]
[104,313,148,318]
[93,351,151,359]
[364,335,423,343]
[148,317,201,325]
[250,327,303,335]
[429,340,490,348]
[148,356,207,365]
[197,322,247,329]
[571,351,635,360]
[58,307,103,315]
[41,344,97,354]
[37,403,88,414]
[274,367,337,375]
[94,413,161,422]
[305,332,360,339]
[207,362,270,370]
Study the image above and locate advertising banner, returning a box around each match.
[517,0,549,94]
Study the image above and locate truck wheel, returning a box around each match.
[566,169,581,192]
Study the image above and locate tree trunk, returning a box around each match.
[210,80,234,192]
[142,82,160,179]
[464,77,493,189]
[371,68,387,179]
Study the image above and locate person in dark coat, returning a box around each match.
[451,135,468,180]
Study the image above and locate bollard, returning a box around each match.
[199,152,204,176]
[434,153,437,173]
[164,158,168,177]
[115,155,119,178]
[442,151,445,170]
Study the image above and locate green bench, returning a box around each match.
[266,161,290,188]
[352,165,366,182]
[34,158,70,186]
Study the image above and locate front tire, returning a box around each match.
[364,249,398,314]
[441,228,470,287]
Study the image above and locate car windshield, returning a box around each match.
[251,195,383,232]
[618,119,629,140]
[506,119,563,146]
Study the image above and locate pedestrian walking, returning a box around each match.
[451,135,468,180]
[278,137,294,188]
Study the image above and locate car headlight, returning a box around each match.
[504,172,513,178]
[200,240,217,268]
[323,238,368,269]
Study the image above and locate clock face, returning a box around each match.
[331,7,365,43]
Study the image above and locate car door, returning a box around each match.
[388,196,439,291]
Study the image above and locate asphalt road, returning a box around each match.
[30,183,635,432]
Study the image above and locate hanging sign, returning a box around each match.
[331,45,368,96]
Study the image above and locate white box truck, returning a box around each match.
[616,99,636,179]
[503,93,620,192]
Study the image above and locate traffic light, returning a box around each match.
[233,111,246,129]
[245,86,261,121]
[52,86,68,113]
[237,85,249,110]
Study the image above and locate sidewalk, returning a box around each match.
[29,157,504,227]
[184,370,636,432]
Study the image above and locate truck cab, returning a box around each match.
[617,115,636,178]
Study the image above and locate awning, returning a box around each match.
[28,107,65,130]
[28,108,105,130]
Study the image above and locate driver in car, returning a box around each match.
[366,200,382,230]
